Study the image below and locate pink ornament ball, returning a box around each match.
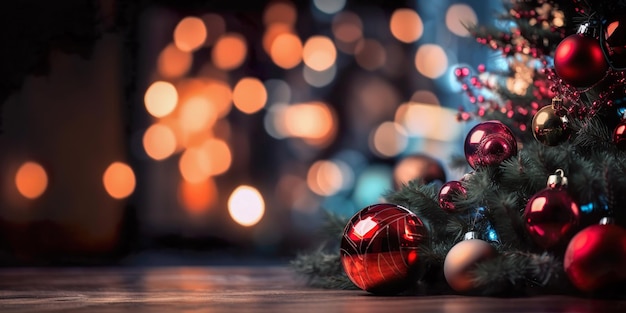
[464,121,518,169]
[438,180,467,212]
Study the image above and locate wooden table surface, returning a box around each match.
[0,265,624,313]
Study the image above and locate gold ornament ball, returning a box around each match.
[443,238,497,292]
[532,105,569,146]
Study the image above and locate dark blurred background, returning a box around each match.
[0,0,503,266]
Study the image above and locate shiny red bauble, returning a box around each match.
[564,223,626,292]
[612,120,626,150]
[523,188,580,249]
[438,180,467,212]
[604,15,626,68]
[464,120,518,169]
[340,203,428,295]
[554,34,608,87]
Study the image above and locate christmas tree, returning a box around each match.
[291,0,626,298]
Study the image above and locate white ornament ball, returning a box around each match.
[443,235,497,292]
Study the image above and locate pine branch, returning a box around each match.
[448,153,469,172]
[484,192,529,249]
[383,181,448,236]
[458,166,501,208]
[470,250,564,296]
[571,117,612,151]
[418,241,455,272]
[314,209,349,244]
[290,249,355,289]
[499,151,546,196]
[444,217,467,242]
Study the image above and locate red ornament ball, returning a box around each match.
[523,188,580,249]
[340,203,428,295]
[554,34,609,87]
[612,120,626,150]
[464,121,517,169]
[604,14,626,68]
[438,180,467,212]
[564,223,626,292]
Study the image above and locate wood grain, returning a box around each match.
[0,266,624,312]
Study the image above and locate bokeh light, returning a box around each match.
[179,178,217,215]
[272,101,336,144]
[179,147,211,183]
[213,119,233,142]
[302,36,337,71]
[347,76,400,132]
[332,12,362,42]
[264,79,292,106]
[313,0,345,14]
[395,102,462,141]
[263,23,294,55]
[233,77,268,114]
[390,8,423,43]
[334,159,355,191]
[157,43,192,79]
[212,33,247,70]
[411,90,440,104]
[175,78,206,105]
[201,13,226,46]
[178,96,217,133]
[144,81,178,118]
[15,161,48,200]
[352,165,392,209]
[126,0,490,252]
[415,44,448,79]
[263,0,297,26]
[393,154,445,188]
[173,16,207,52]
[178,138,232,183]
[103,162,136,199]
[228,185,265,227]
[331,150,366,190]
[276,174,311,211]
[332,11,363,54]
[303,63,336,87]
[200,138,232,176]
[270,32,303,69]
[445,4,478,37]
[205,81,233,118]
[382,43,405,77]
[143,123,177,160]
[307,160,344,196]
[264,105,287,139]
[370,121,408,158]
[354,39,386,70]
